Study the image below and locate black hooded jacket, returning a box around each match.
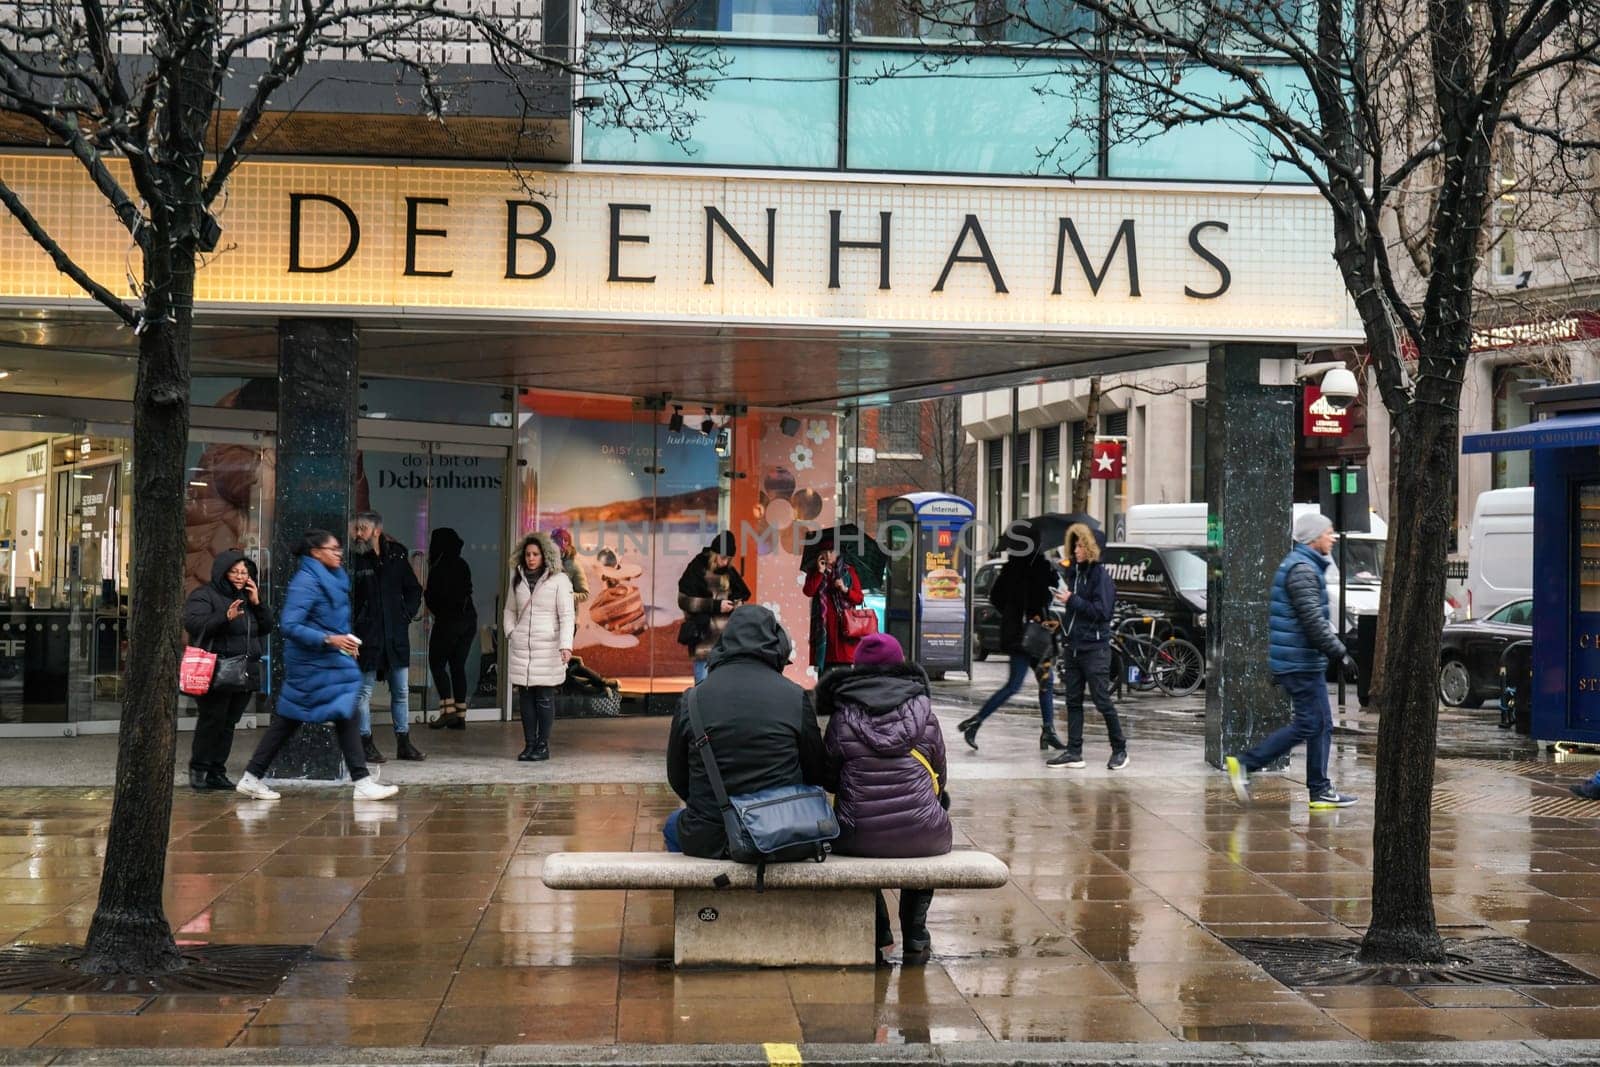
[424,528,476,634]
[350,534,424,673]
[666,606,825,859]
[183,550,273,659]
[988,551,1056,655]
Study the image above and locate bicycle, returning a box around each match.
[1109,615,1205,698]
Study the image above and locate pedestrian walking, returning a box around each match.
[424,527,476,730]
[803,535,866,674]
[504,532,574,762]
[183,550,273,791]
[1226,512,1360,809]
[350,511,425,761]
[957,540,1061,751]
[676,531,750,685]
[819,633,950,966]
[235,530,399,801]
[1047,524,1129,771]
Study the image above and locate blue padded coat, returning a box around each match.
[1267,543,1346,676]
[276,555,363,723]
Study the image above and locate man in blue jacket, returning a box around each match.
[1226,512,1359,809]
[1047,523,1129,771]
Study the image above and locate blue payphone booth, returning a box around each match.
[884,493,975,680]
[1464,383,1600,742]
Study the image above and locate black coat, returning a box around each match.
[183,550,273,659]
[350,535,423,673]
[666,607,826,859]
[424,528,476,635]
[988,553,1055,655]
[676,550,752,663]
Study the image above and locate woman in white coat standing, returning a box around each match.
[504,532,574,762]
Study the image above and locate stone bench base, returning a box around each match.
[542,850,1010,967]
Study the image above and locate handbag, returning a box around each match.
[208,608,261,693]
[684,689,838,890]
[179,644,217,696]
[842,607,879,639]
[1021,619,1054,661]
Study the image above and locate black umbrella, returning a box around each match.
[999,513,1101,558]
[800,523,889,588]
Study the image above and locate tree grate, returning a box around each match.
[1223,936,1597,987]
[0,943,309,994]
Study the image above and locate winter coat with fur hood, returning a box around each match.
[502,533,575,688]
[819,662,952,859]
[1055,523,1117,649]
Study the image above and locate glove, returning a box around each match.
[938,789,951,811]
[1341,654,1359,676]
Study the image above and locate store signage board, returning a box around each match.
[0,156,1361,342]
[1303,386,1353,437]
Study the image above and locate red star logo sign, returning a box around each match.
[1091,440,1124,480]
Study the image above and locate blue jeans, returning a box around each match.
[663,809,684,853]
[973,653,1054,727]
[693,660,709,685]
[1241,670,1332,796]
[357,666,411,736]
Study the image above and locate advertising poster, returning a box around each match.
[917,523,969,668]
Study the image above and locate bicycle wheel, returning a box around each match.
[1151,637,1205,697]
[1120,636,1160,692]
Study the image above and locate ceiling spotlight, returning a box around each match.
[667,405,684,433]
[700,407,715,435]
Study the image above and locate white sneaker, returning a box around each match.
[235,773,280,801]
[353,777,398,801]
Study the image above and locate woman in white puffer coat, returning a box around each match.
[503,532,574,762]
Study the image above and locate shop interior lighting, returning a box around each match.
[80,438,91,455]
[189,481,208,488]
[667,405,685,433]
[0,370,11,380]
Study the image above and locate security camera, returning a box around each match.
[1295,362,1360,413]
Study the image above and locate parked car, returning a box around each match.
[1438,597,1532,707]
[971,559,1003,661]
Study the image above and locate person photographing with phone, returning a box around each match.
[803,534,866,675]
[183,550,273,791]
[677,531,751,685]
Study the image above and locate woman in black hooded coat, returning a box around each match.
[424,527,477,726]
[183,550,274,791]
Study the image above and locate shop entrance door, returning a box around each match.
[356,435,509,723]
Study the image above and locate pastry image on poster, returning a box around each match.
[578,548,648,648]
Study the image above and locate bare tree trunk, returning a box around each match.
[1368,419,1400,708]
[1071,377,1102,514]
[1359,401,1455,965]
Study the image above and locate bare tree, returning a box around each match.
[879,397,974,497]
[889,0,1600,963]
[0,0,706,976]
[1069,375,1204,515]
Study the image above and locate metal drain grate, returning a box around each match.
[0,944,309,994]
[1224,936,1597,987]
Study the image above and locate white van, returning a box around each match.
[1466,487,1533,619]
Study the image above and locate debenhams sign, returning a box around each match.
[1,157,1357,339]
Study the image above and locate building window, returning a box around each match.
[1492,133,1519,280]
[985,438,1004,529]
[1189,401,1207,502]
[1012,430,1032,519]
[1040,425,1061,512]
[1492,365,1536,488]
[878,404,922,456]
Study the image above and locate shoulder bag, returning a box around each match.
[836,568,879,640]
[207,606,262,693]
[684,689,838,891]
[1021,618,1055,661]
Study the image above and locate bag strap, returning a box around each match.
[684,690,747,861]
[909,748,940,796]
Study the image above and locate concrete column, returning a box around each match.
[269,318,360,781]
[1204,343,1295,768]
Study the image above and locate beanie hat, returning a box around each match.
[708,530,737,556]
[1293,512,1334,544]
[852,632,904,668]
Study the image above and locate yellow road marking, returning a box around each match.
[763,1042,803,1065]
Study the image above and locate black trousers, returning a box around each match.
[244,713,369,781]
[517,685,556,746]
[190,690,253,773]
[876,888,935,948]
[429,622,475,703]
[1059,643,1126,754]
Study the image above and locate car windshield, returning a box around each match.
[973,564,998,596]
[1333,537,1385,585]
[1489,599,1532,626]
[1160,548,1208,593]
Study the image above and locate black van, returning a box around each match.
[1099,543,1208,647]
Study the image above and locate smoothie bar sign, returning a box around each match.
[0,156,1361,341]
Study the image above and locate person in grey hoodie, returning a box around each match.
[820,632,950,966]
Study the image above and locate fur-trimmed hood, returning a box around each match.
[1064,522,1106,564]
[511,531,562,585]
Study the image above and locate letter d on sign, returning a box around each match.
[288,194,361,273]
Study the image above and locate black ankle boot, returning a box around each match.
[530,743,550,762]
[517,743,540,762]
[204,769,236,791]
[957,716,980,750]
[362,734,386,764]
[188,768,209,791]
[1040,726,1066,750]
[395,734,426,761]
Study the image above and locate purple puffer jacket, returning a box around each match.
[820,662,952,859]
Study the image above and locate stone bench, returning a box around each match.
[541,849,1010,967]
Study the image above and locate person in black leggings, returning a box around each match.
[424,528,477,729]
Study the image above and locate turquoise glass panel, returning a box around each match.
[584,46,840,167]
[1106,63,1319,183]
[847,52,1097,175]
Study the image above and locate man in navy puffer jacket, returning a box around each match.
[1226,512,1360,809]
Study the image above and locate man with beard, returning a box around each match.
[350,511,426,762]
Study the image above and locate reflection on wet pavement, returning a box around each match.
[0,707,1598,1048]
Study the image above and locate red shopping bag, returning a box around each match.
[179,645,217,696]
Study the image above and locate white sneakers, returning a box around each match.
[234,772,399,802]
[235,773,280,801]
[353,776,399,801]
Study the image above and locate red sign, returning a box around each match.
[1090,440,1125,480]
[1303,386,1352,437]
